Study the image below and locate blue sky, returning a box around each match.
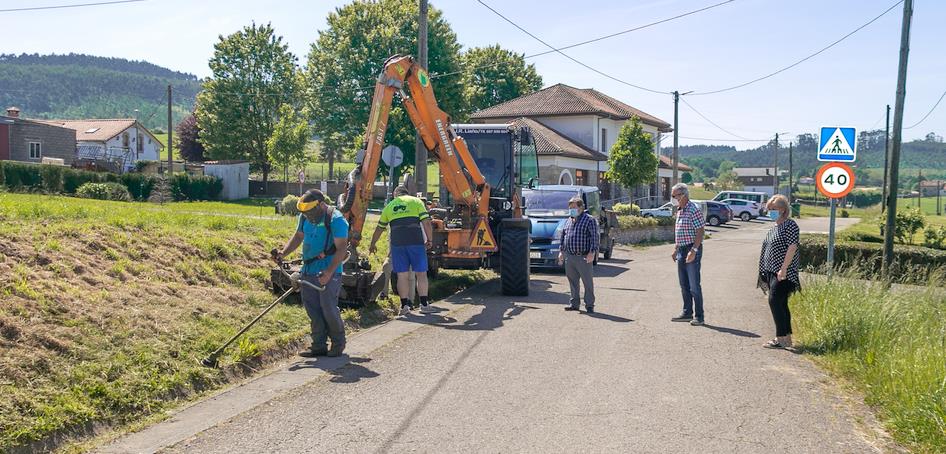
[2,0,943,148]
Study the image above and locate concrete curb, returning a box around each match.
[96,284,488,454]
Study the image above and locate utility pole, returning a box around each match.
[773,133,780,195]
[883,0,913,275]
[788,142,794,204]
[167,84,173,174]
[882,104,891,214]
[917,169,922,209]
[415,0,429,198]
[672,91,680,185]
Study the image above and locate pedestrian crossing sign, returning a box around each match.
[470,218,496,251]
[818,127,857,162]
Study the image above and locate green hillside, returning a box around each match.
[0,53,199,130]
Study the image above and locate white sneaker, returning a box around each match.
[399,305,412,316]
[420,304,436,314]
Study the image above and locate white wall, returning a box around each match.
[536,115,596,149]
[204,162,250,200]
[103,126,161,162]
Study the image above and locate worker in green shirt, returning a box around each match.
[369,187,434,316]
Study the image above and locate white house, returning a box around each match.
[38,118,162,173]
[470,83,679,207]
[733,167,778,195]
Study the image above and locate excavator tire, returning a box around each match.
[500,218,530,296]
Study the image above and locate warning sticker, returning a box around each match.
[470,218,496,250]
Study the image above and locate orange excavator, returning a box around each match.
[325,54,537,304]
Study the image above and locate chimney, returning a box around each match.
[5,107,20,118]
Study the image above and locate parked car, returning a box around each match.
[522,185,617,269]
[641,202,674,218]
[712,190,768,216]
[703,201,732,226]
[720,198,762,221]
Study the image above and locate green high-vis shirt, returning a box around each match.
[378,195,430,247]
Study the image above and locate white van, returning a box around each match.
[712,191,768,215]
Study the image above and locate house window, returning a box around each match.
[600,128,608,153]
[575,169,587,186]
[29,142,41,159]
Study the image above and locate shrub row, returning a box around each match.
[611,203,641,216]
[798,234,946,285]
[0,161,221,201]
[616,215,675,230]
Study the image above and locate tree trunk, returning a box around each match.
[284,164,289,197]
[262,167,269,194]
[328,148,335,181]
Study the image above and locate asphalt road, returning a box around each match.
[161,217,878,453]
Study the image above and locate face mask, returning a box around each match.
[768,210,780,221]
[568,208,579,217]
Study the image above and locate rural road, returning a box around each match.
[109,217,879,453]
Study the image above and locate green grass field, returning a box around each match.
[793,276,946,452]
[0,192,482,451]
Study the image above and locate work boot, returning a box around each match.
[299,346,328,358]
[327,343,345,357]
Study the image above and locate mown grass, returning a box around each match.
[0,192,483,452]
[793,275,946,452]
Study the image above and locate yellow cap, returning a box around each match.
[297,198,321,213]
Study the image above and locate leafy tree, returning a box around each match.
[176,113,205,162]
[304,0,463,177]
[604,117,658,191]
[717,160,736,175]
[267,104,311,193]
[690,167,706,183]
[196,23,299,189]
[461,45,542,114]
[716,170,743,191]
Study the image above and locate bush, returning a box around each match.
[617,215,657,229]
[879,208,925,244]
[119,173,156,200]
[169,174,222,201]
[62,168,104,193]
[76,182,132,202]
[280,194,300,216]
[848,189,883,208]
[612,203,641,216]
[840,209,850,218]
[1,161,42,189]
[39,165,65,193]
[923,226,946,250]
[798,234,946,285]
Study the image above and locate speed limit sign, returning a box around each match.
[816,162,855,199]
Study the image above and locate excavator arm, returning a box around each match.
[341,55,492,249]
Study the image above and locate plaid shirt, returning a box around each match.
[560,211,599,255]
[675,201,705,246]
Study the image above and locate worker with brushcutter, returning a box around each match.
[273,189,349,358]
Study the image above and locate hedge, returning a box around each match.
[0,161,222,201]
[617,215,675,229]
[76,182,132,202]
[799,234,946,284]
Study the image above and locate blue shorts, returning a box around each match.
[391,245,428,273]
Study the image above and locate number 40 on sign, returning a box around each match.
[816,162,855,199]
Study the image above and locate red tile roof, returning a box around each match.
[34,118,140,143]
[471,83,671,132]
[658,155,692,172]
[510,117,608,162]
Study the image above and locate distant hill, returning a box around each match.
[666,130,946,186]
[0,53,200,130]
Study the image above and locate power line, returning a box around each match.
[431,0,736,80]
[680,97,754,140]
[904,87,946,129]
[690,0,903,95]
[678,135,773,142]
[475,0,669,94]
[0,0,146,13]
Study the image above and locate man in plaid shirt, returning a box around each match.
[557,196,599,313]
[670,183,707,325]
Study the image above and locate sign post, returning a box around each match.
[816,162,856,275]
[382,145,404,205]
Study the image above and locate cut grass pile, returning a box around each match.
[793,276,946,452]
[0,192,485,451]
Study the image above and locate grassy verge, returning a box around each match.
[798,203,880,218]
[792,276,946,451]
[0,192,483,451]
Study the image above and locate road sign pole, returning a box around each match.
[827,197,837,276]
[386,164,396,205]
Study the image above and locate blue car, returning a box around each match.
[523,185,616,268]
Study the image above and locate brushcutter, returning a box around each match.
[200,252,327,368]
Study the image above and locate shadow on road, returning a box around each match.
[585,311,633,323]
[287,356,381,383]
[700,324,760,338]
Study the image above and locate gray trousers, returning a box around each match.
[301,273,345,348]
[564,253,595,309]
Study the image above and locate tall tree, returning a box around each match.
[196,23,299,188]
[176,113,205,162]
[604,117,658,191]
[461,45,542,114]
[267,104,311,194]
[304,0,463,176]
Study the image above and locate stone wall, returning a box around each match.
[612,225,675,244]
[10,120,76,165]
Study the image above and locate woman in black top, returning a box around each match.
[758,194,800,349]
